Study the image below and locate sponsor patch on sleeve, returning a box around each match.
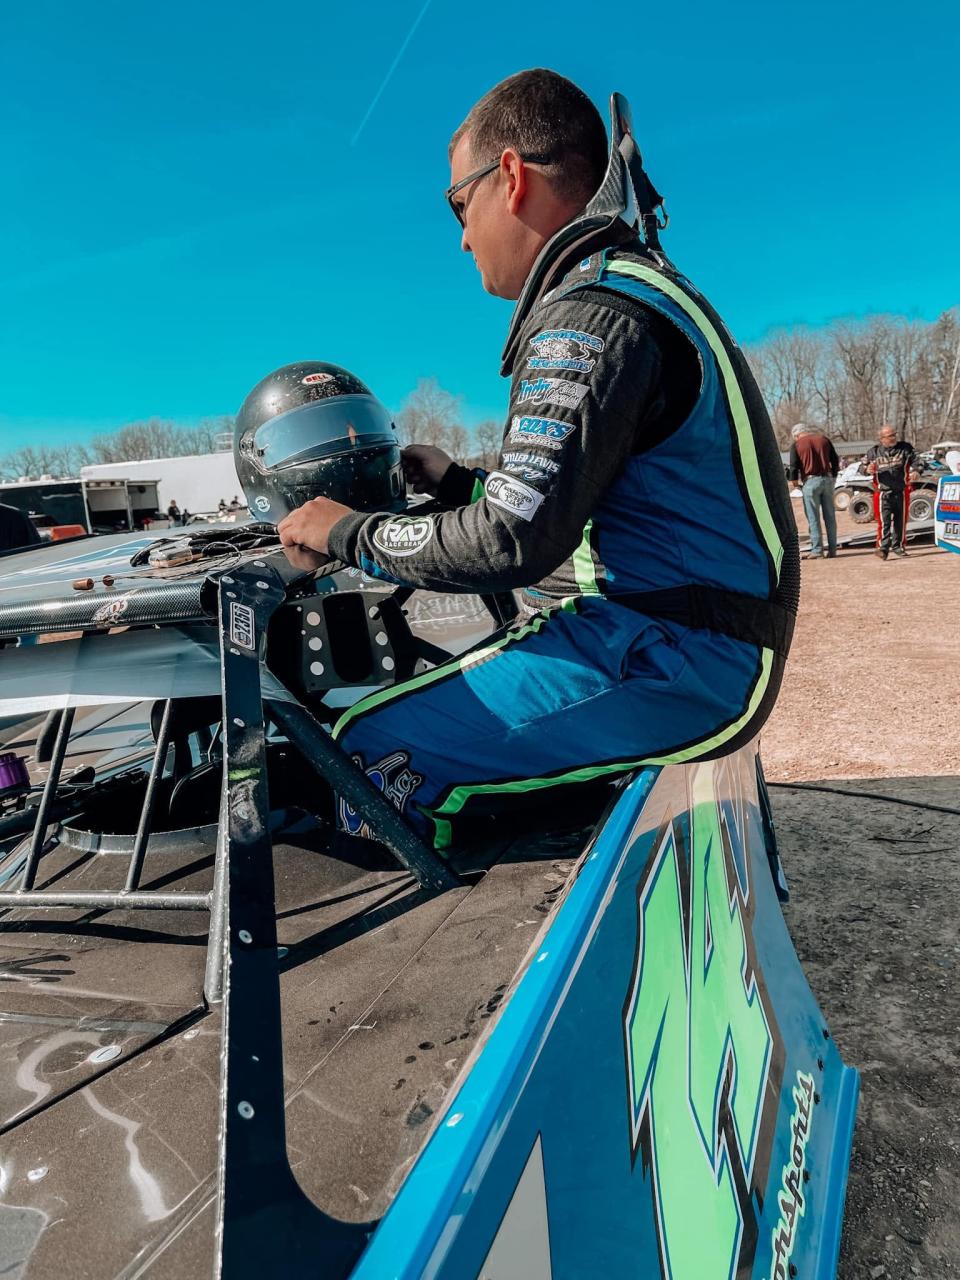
[528,329,604,373]
[515,376,588,411]
[484,471,545,522]
[508,415,577,450]
[371,515,435,557]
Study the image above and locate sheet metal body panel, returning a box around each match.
[354,749,857,1280]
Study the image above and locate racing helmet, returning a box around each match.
[234,361,405,523]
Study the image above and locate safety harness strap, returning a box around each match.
[613,585,795,657]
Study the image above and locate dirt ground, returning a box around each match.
[761,506,959,782]
[762,510,959,1279]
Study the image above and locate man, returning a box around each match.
[863,425,919,559]
[277,69,799,850]
[0,503,41,554]
[166,499,182,526]
[788,423,840,559]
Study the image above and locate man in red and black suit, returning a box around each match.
[863,425,919,559]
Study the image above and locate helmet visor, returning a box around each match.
[252,396,396,471]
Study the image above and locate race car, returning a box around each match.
[0,517,857,1280]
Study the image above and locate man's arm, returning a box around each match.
[323,296,666,592]
[788,443,801,483]
[827,441,840,477]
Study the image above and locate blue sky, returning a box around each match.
[1,0,957,452]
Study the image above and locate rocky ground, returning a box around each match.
[763,516,959,1278]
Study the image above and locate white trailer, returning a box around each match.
[80,452,243,520]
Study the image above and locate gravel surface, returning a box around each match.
[761,513,959,782]
[761,516,959,1277]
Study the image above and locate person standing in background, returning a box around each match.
[788,423,840,559]
[862,425,919,559]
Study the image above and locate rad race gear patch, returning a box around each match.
[484,472,545,522]
[508,416,577,450]
[528,328,604,373]
[372,515,435,557]
[516,376,589,411]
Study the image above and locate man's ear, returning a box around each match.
[500,148,527,215]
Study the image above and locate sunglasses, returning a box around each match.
[445,153,554,227]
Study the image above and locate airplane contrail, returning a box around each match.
[350,0,433,147]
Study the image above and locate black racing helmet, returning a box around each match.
[234,361,405,523]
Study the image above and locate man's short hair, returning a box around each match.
[449,69,607,206]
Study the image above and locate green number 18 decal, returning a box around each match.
[623,761,779,1280]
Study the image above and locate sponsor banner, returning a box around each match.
[485,472,545,522]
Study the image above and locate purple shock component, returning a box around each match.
[0,752,30,798]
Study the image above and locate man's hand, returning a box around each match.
[402,444,453,495]
[277,496,354,555]
[281,543,333,574]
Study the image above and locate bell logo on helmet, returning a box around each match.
[302,372,334,385]
[254,495,271,513]
[372,516,435,557]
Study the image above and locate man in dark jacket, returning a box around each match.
[0,503,42,554]
[788,423,840,559]
[863,425,919,558]
[277,69,799,849]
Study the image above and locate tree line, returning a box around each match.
[748,309,960,448]
[3,308,958,482]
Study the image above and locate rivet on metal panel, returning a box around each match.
[237,1101,255,1119]
[306,611,321,626]
[238,929,253,944]
[255,580,269,589]
[233,718,245,728]
[446,1113,464,1128]
[375,632,388,646]
[222,577,235,585]
[382,657,395,671]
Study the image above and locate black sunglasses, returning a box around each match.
[445,153,554,227]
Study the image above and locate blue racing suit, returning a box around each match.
[327,243,799,849]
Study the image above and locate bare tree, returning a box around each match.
[747,309,960,449]
[395,379,464,451]
[472,420,502,469]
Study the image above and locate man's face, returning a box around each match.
[879,429,897,449]
[449,133,525,300]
